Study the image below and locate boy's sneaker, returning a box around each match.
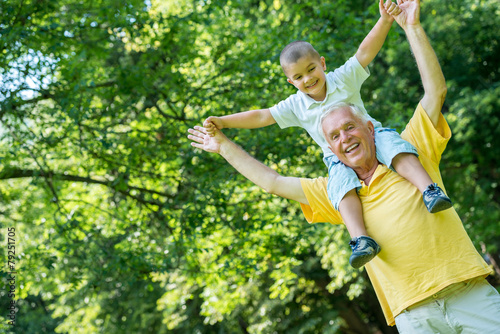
[423,183,453,213]
[349,236,381,269]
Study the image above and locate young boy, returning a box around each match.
[203,0,452,268]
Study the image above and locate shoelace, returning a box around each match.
[425,184,440,196]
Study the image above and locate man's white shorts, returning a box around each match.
[395,277,500,333]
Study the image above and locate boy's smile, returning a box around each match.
[284,54,327,101]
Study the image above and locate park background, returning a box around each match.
[0,0,499,333]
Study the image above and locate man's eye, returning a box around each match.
[309,67,315,72]
[295,76,302,80]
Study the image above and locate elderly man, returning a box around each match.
[188,0,500,331]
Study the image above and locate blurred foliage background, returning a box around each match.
[0,0,498,333]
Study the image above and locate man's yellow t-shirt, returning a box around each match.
[299,104,492,326]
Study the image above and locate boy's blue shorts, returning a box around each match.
[323,127,418,210]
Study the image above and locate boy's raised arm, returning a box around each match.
[204,108,276,136]
[355,0,401,68]
[187,126,308,204]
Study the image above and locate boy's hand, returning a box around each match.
[203,116,224,137]
[380,0,401,22]
[389,0,420,29]
[188,126,224,154]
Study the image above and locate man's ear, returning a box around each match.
[320,56,326,71]
[367,121,375,137]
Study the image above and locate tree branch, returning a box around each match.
[0,167,174,201]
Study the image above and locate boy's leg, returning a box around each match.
[392,153,452,213]
[326,157,381,268]
[338,191,381,268]
[375,128,452,213]
[391,153,432,193]
[338,189,367,237]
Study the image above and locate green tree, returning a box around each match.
[0,0,498,333]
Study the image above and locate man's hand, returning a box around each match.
[389,0,420,29]
[188,126,225,153]
[390,0,445,125]
[203,116,224,137]
[188,125,308,204]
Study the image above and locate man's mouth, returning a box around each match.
[345,143,359,153]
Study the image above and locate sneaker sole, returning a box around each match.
[350,253,379,269]
[350,258,369,268]
[429,199,453,213]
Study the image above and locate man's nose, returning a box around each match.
[340,131,351,142]
[339,131,350,142]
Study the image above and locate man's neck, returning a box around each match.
[355,162,380,186]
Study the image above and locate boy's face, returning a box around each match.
[284,54,327,101]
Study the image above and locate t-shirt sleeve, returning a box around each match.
[269,96,301,129]
[401,103,451,164]
[332,55,370,94]
[299,177,343,225]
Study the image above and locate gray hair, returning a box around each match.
[318,103,369,140]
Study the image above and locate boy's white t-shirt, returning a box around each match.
[270,55,381,159]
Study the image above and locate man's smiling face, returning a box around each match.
[321,106,378,175]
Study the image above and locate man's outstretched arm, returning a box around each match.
[188,126,309,205]
[391,0,447,126]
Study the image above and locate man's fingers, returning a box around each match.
[194,125,208,134]
[195,125,218,137]
[387,4,400,14]
[190,142,203,149]
[187,128,200,136]
[187,134,204,144]
[188,128,206,140]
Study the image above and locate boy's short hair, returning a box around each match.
[280,41,321,73]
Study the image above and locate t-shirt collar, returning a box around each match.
[359,164,391,193]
